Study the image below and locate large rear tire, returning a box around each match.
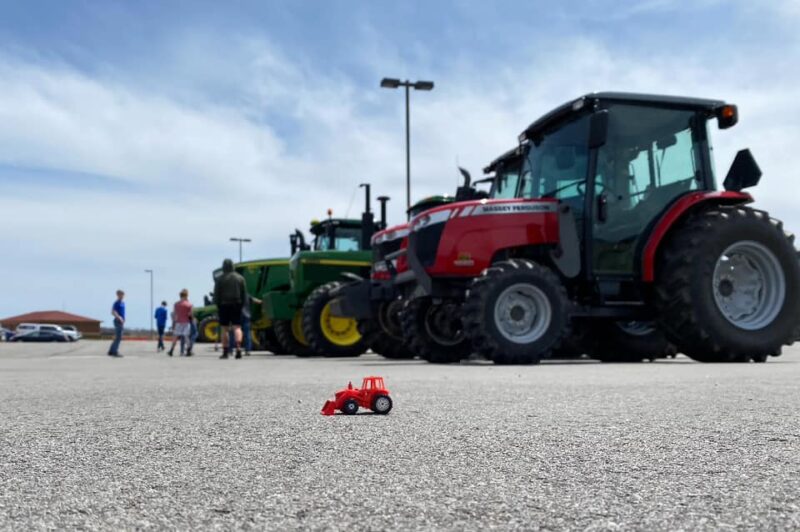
[590,321,676,362]
[360,300,417,359]
[274,312,313,357]
[260,327,288,355]
[655,206,800,362]
[400,297,471,363]
[197,316,220,343]
[303,282,367,357]
[463,259,570,365]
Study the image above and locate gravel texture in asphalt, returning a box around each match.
[1,340,799,530]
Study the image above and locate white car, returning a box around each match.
[61,325,82,341]
[15,323,78,342]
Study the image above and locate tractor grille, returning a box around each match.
[414,223,445,267]
[373,238,402,263]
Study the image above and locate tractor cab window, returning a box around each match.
[313,226,363,251]
[592,105,706,275]
[489,159,523,199]
[519,115,591,218]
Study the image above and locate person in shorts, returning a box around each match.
[168,289,193,356]
[214,258,248,359]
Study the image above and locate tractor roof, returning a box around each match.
[309,218,363,234]
[521,92,730,141]
[484,145,524,174]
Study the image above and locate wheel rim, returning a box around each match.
[493,283,552,344]
[712,240,786,330]
[203,320,220,342]
[319,302,362,346]
[423,302,464,346]
[616,321,655,337]
[291,311,309,346]
[374,396,391,412]
[378,299,405,339]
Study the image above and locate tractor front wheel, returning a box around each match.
[260,328,289,355]
[303,282,368,357]
[464,259,570,365]
[274,312,313,357]
[341,399,359,415]
[655,206,800,362]
[400,297,471,363]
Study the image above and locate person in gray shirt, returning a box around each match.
[214,258,247,359]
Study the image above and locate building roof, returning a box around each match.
[0,310,101,324]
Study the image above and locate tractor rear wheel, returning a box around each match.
[198,316,221,343]
[260,327,288,355]
[463,259,570,365]
[590,321,676,362]
[400,297,471,363]
[655,206,800,362]
[359,300,417,359]
[372,395,392,414]
[303,282,367,357]
[274,312,313,357]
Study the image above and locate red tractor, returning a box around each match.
[321,376,393,415]
[397,92,800,364]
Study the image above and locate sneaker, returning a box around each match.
[168,349,174,357]
[245,351,251,356]
[220,350,229,359]
[235,349,242,359]
[186,350,193,357]
[108,353,123,358]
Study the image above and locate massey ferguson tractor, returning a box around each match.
[329,154,515,360]
[396,92,800,365]
[263,184,390,357]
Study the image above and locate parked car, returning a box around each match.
[15,323,76,341]
[10,330,69,342]
[60,325,82,341]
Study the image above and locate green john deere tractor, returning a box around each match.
[263,184,389,357]
[193,258,291,353]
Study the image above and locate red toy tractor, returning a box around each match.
[321,376,393,415]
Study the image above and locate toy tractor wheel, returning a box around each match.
[655,206,800,362]
[463,259,570,365]
[274,312,314,357]
[198,316,221,343]
[372,395,392,415]
[303,282,368,357]
[341,399,359,415]
[589,320,677,362]
[400,297,471,363]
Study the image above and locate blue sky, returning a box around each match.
[1,0,798,328]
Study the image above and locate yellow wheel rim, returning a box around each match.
[291,311,309,346]
[319,302,361,347]
[251,329,260,347]
[204,320,220,342]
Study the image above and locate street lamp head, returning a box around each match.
[380,77,401,89]
[413,80,434,91]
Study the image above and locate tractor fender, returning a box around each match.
[641,191,752,282]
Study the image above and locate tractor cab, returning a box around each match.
[310,218,366,252]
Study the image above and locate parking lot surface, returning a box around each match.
[1,340,799,530]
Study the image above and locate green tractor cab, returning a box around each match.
[264,184,389,357]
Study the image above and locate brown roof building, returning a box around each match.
[0,311,102,338]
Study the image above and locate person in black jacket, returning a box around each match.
[213,258,248,359]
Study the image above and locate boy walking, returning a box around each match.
[108,290,125,357]
[155,301,168,351]
[168,289,193,356]
[214,258,247,359]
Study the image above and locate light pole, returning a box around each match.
[144,269,153,340]
[380,78,434,214]
[230,237,251,263]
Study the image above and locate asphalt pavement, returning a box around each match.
[1,340,799,530]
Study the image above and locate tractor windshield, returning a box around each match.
[519,115,591,216]
[489,157,523,199]
[313,226,363,251]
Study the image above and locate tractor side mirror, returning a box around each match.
[588,110,609,148]
[723,149,761,191]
